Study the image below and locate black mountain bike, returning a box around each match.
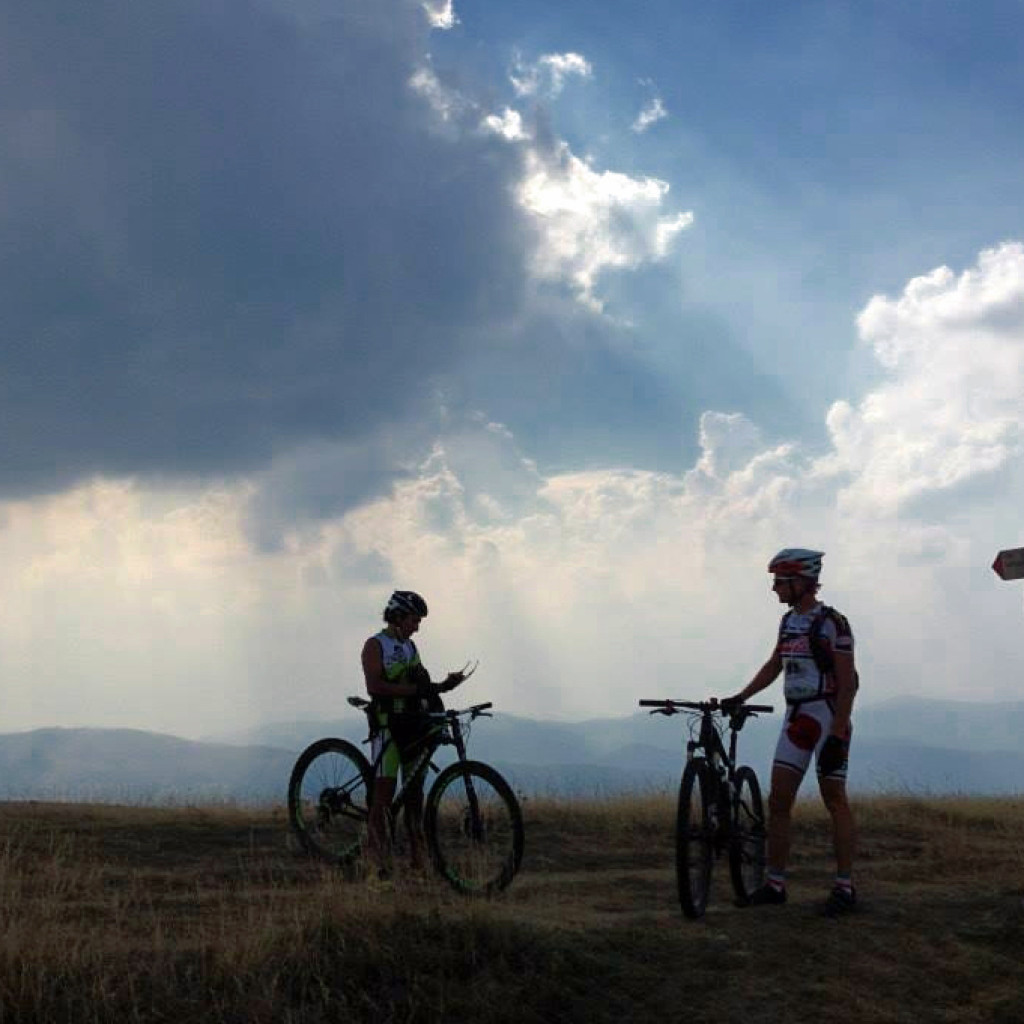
[640,699,773,918]
[287,697,524,895]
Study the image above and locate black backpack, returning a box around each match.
[805,605,860,691]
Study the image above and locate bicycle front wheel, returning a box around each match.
[287,738,372,866]
[728,765,766,905]
[676,758,715,919]
[425,760,524,896]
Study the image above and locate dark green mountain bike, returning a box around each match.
[287,697,523,895]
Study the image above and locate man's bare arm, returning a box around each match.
[830,652,856,736]
[724,650,782,703]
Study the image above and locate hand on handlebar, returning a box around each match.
[717,695,744,712]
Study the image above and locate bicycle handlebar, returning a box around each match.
[427,701,494,720]
[348,695,493,715]
[639,699,773,714]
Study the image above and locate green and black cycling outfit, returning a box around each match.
[369,630,451,779]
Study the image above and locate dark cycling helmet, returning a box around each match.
[768,548,824,579]
[385,590,429,619]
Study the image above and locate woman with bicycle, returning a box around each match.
[361,590,469,875]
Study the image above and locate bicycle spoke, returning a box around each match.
[288,740,370,865]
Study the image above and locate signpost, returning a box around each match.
[992,547,1024,581]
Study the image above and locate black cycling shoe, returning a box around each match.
[746,883,787,906]
[824,885,857,916]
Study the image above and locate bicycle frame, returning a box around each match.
[687,705,767,847]
[688,708,748,795]
[353,698,493,825]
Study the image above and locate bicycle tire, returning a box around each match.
[287,738,373,866]
[424,760,524,896]
[728,765,766,905]
[676,758,715,919]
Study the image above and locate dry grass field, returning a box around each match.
[0,793,1023,1023]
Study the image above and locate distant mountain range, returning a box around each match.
[0,728,295,803]
[1,697,1023,802]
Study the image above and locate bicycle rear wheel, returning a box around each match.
[676,758,715,919]
[287,738,372,866]
[425,760,524,896]
[728,765,766,905]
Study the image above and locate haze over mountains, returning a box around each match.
[1,697,1022,803]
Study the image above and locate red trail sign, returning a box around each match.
[992,547,1024,581]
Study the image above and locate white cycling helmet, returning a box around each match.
[768,548,824,579]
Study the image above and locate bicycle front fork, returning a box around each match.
[708,766,732,848]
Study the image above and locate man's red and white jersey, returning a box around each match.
[775,603,854,702]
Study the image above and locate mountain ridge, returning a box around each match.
[2,695,1023,799]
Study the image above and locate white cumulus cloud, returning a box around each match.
[517,143,694,307]
[421,0,458,30]
[481,107,528,142]
[827,242,1024,517]
[632,96,668,134]
[510,52,593,98]
[409,64,474,127]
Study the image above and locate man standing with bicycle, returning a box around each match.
[361,590,469,876]
[722,549,858,915]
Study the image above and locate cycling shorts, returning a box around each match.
[370,711,437,781]
[772,699,851,782]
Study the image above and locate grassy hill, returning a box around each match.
[1,795,1023,1022]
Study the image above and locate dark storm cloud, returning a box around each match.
[241,431,416,550]
[0,0,528,496]
[0,0,785,515]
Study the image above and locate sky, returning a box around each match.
[2,0,1024,737]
